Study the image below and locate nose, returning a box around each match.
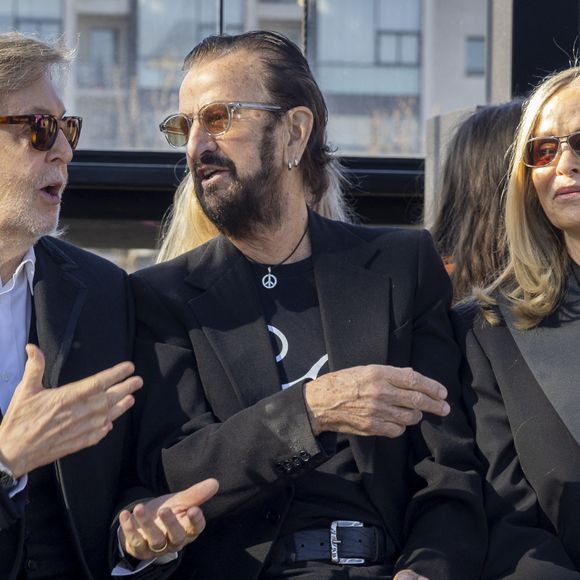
[47,127,73,164]
[186,117,217,164]
[555,141,580,175]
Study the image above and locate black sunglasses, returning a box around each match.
[0,114,82,151]
[159,101,283,147]
[524,130,580,168]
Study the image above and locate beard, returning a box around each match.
[192,129,285,240]
[0,175,61,242]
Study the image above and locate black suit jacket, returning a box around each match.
[0,236,169,580]
[131,213,486,580]
[454,268,580,579]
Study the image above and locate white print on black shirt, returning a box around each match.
[268,324,328,390]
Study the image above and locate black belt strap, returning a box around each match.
[272,524,385,565]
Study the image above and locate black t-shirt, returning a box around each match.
[250,258,382,534]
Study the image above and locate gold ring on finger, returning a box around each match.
[149,536,169,553]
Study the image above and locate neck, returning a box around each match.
[231,203,310,266]
[0,235,35,285]
[566,233,580,266]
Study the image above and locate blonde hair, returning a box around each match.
[0,32,71,101]
[156,157,353,263]
[477,67,580,329]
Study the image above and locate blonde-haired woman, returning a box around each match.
[157,158,352,263]
[455,66,580,578]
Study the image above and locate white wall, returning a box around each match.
[422,0,486,124]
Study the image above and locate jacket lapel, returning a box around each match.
[499,269,580,448]
[311,234,391,371]
[310,214,404,545]
[33,238,87,388]
[311,214,388,477]
[186,236,281,409]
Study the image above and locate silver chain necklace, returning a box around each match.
[246,224,309,290]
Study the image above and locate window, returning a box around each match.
[0,0,62,38]
[314,0,421,155]
[466,36,485,75]
[378,32,420,66]
[77,28,119,89]
[0,0,488,156]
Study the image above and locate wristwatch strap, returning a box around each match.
[0,458,16,490]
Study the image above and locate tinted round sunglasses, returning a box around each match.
[0,114,82,151]
[524,130,580,168]
[159,101,283,147]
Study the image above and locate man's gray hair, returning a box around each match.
[0,32,72,100]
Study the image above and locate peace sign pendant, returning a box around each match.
[262,267,277,289]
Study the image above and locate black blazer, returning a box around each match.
[131,212,486,580]
[0,237,167,580]
[454,268,580,579]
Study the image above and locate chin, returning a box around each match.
[28,218,61,239]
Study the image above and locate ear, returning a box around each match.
[283,106,313,166]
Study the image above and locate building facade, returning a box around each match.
[0,0,487,156]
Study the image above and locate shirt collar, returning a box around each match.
[10,246,36,295]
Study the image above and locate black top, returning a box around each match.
[251,258,382,534]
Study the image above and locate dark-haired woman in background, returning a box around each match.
[430,100,523,303]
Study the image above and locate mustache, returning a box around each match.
[36,172,67,188]
[192,152,236,173]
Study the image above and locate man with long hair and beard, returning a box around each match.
[131,31,485,580]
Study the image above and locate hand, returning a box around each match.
[304,364,450,438]
[0,344,142,478]
[394,571,430,580]
[119,478,219,560]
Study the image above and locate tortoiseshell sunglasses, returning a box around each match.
[0,114,82,151]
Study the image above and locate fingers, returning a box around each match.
[148,505,207,552]
[123,502,207,560]
[80,361,141,396]
[65,365,143,425]
[132,502,170,555]
[119,509,149,560]
[120,481,217,561]
[107,394,136,423]
[327,410,420,438]
[380,405,422,426]
[385,366,447,399]
[106,376,143,422]
[35,376,141,458]
[157,508,191,549]
[164,478,219,511]
[379,366,450,417]
[120,508,171,560]
[166,506,206,545]
[106,376,143,403]
[186,505,206,538]
[386,386,450,418]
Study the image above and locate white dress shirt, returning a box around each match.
[0,246,35,416]
[0,247,35,498]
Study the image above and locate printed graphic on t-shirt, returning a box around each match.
[267,324,328,390]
